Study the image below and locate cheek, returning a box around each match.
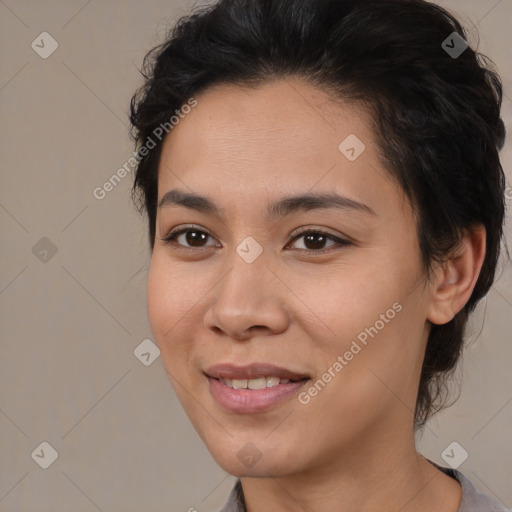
[320,290,427,420]
[146,257,172,340]
[146,256,200,363]
[290,261,403,352]
[299,265,425,402]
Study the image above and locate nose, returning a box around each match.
[203,253,290,341]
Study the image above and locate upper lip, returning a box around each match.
[204,363,310,381]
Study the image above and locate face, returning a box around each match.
[147,77,435,478]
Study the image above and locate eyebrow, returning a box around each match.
[158,189,376,220]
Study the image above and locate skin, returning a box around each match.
[146,77,486,512]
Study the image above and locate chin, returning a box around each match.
[202,435,300,478]
[213,453,295,478]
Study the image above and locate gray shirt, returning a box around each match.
[218,463,510,512]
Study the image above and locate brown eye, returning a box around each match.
[181,230,209,247]
[161,227,218,249]
[161,226,350,253]
[289,230,351,252]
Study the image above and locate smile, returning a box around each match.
[219,376,296,389]
[204,363,310,413]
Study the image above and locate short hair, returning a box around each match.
[129,0,506,430]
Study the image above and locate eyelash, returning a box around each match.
[159,225,351,253]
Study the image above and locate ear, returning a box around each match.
[427,225,486,325]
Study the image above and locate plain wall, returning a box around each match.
[1,0,511,510]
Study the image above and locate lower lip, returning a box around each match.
[207,377,310,413]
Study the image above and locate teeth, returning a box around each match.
[266,376,280,387]
[248,377,267,390]
[219,376,296,389]
[231,379,247,389]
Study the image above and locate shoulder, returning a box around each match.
[449,468,510,512]
[429,459,510,512]
[217,470,511,512]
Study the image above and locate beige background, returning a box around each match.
[0,1,511,511]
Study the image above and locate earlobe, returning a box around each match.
[427,226,486,325]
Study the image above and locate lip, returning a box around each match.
[204,363,310,413]
[204,362,310,381]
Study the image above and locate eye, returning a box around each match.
[160,225,218,250]
[287,228,351,252]
[159,225,351,252]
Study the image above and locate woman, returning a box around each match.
[129,0,509,510]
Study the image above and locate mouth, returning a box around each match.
[204,363,311,413]
[214,375,306,389]
[205,362,310,380]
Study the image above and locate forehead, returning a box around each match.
[157,77,405,217]
[163,79,370,162]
